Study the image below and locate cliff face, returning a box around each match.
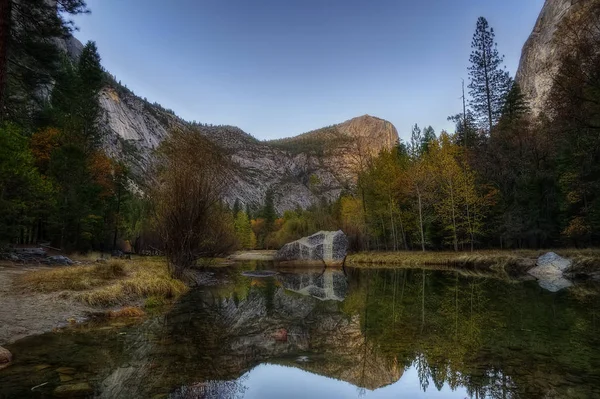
[515,0,596,115]
[96,77,398,213]
[55,34,399,213]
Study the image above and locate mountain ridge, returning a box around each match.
[65,40,400,212]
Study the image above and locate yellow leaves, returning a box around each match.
[562,217,591,240]
[340,195,365,232]
[88,151,116,198]
[30,127,60,172]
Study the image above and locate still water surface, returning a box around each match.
[1,262,599,398]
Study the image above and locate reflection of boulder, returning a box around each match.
[528,252,573,292]
[275,230,348,265]
[277,270,348,301]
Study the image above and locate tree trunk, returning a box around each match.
[0,0,10,119]
[397,206,408,250]
[388,195,397,251]
[112,184,122,251]
[449,182,458,251]
[417,187,425,252]
[483,45,493,133]
[462,79,468,147]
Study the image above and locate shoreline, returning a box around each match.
[2,249,599,345]
[346,249,600,277]
[0,257,186,346]
[0,263,93,346]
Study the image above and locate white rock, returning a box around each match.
[528,252,573,292]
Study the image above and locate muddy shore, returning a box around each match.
[0,263,92,345]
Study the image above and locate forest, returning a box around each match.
[1,1,599,273]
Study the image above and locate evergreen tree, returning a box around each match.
[0,123,52,243]
[0,0,89,123]
[245,203,252,221]
[261,189,277,227]
[234,211,256,249]
[76,41,104,153]
[468,17,511,133]
[409,124,423,159]
[421,126,436,153]
[501,82,529,123]
[448,111,479,148]
[232,199,241,218]
[46,41,106,250]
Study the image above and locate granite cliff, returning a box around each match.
[516,0,600,115]
[98,77,399,213]
[60,35,399,212]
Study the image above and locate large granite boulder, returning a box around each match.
[528,252,573,292]
[275,230,348,265]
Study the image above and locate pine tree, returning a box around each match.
[448,111,479,148]
[421,126,436,154]
[501,82,529,123]
[0,0,89,123]
[232,199,241,218]
[261,189,277,227]
[234,211,256,249]
[468,17,511,133]
[47,41,105,250]
[409,124,422,159]
[76,41,104,153]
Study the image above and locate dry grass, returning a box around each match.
[347,249,600,275]
[106,306,146,318]
[19,258,188,308]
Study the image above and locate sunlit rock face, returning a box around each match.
[516,0,599,115]
[275,230,349,266]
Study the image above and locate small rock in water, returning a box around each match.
[241,270,278,277]
[56,367,77,375]
[0,346,12,370]
[535,252,572,272]
[528,252,573,292]
[53,382,93,397]
[59,374,74,382]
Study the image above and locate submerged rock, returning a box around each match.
[241,270,278,278]
[528,252,573,292]
[0,347,12,370]
[53,382,93,397]
[275,230,348,265]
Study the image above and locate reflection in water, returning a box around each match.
[1,265,600,398]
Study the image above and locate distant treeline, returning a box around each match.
[1,2,599,257]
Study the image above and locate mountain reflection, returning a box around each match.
[1,266,599,398]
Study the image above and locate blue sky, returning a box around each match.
[73,0,545,141]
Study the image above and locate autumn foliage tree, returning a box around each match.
[151,128,236,279]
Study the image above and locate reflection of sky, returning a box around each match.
[240,364,468,398]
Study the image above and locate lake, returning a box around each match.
[1,262,600,398]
